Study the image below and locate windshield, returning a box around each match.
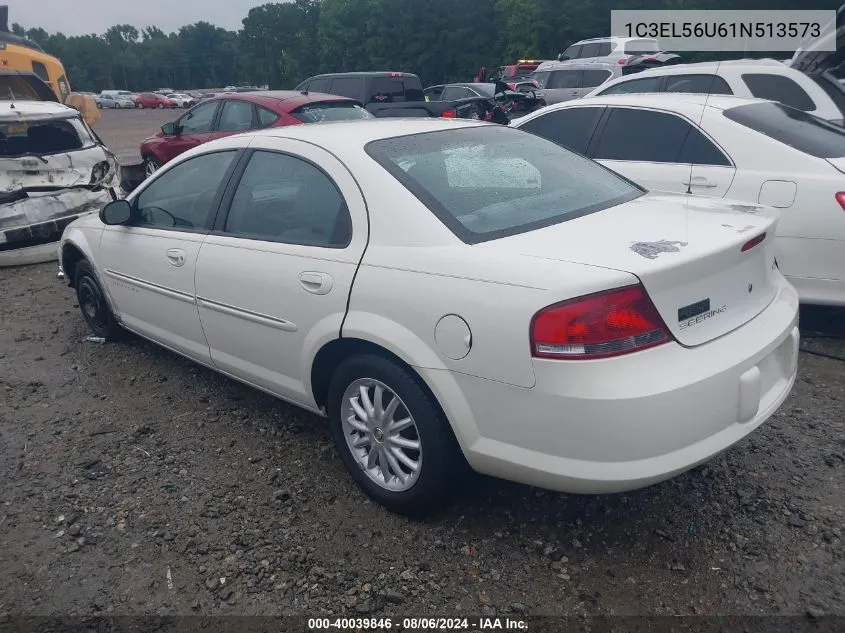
[0,115,95,158]
[291,102,373,123]
[723,101,845,158]
[365,126,642,244]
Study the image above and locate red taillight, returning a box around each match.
[741,232,766,252]
[835,192,845,211]
[530,285,671,360]
[618,58,627,65]
[441,109,457,118]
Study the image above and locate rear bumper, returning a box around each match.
[425,275,800,493]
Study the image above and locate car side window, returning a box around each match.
[329,77,362,100]
[218,100,255,132]
[307,78,330,92]
[424,86,445,101]
[441,86,472,101]
[593,108,695,163]
[677,127,732,166]
[582,69,612,88]
[257,106,280,127]
[563,44,582,59]
[580,42,601,58]
[134,151,236,230]
[665,74,733,95]
[597,42,613,57]
[518,107,605,155]
[178,101,218,134]
[598,76,663,95]
[550,71,581,89]
[741,73,816,111]
[222,151,352,247]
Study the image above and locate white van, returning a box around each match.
[532,61,620,105]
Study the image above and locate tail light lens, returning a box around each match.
[741,232,766,252]
[530,285,671,360]
[618,58,627,65]
[441,109,457,118]
[835,192,845,211]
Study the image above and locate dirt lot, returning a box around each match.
[93,107,178,165]
[1,261,844,619]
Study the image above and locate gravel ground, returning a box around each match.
[1,262,844,619]
[93,108,179,165]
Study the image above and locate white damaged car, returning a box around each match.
[1,100,120,266]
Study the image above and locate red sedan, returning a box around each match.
[135,92,176,109]
[139,91,372,176]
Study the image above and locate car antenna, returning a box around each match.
[685,52,723,195]
[8,87,15,109]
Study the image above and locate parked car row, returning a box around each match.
[95,90,203,110]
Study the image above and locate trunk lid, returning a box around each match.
[484,192,780,347]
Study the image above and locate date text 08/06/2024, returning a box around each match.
[307,617,529,630]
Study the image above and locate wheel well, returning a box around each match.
[61,243,86,288]
[311,338,431,412]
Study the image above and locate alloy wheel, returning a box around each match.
[341,378,422,492]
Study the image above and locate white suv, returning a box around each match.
[586,59,845,124]
[557,37,661,66]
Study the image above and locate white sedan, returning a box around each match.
[166,93,195,108]
[58,119,799,514]
[513,94,845,307]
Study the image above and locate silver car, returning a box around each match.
[557,37,661,66]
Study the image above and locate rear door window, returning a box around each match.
[582,69,613,88]
[741,73,816,111]
[550,71,581,89]
[593,107,694,163]
[518,107,605,155]
[370,77,424,103]
[441,86,474,101]
[665,74,733,95]
[723,102,845,158]
[597,42,613,57]
[329,77,362,100]
[217,100,255,132]
[580,43,601,58]
[598,76,663,95]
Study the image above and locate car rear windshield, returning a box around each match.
[0,116,94,157]
[291,102,373,123]
[365,125,642,244]
[368,76,424,103]
[723,101,845,158]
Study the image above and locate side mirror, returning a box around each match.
[100,199,132,226]
[557,54,570,61]
[161,122,178,135]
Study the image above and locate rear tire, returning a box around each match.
[138,103,144,109]
[327,354,464,516]
[75,261,122,341]
[157,103,164,109]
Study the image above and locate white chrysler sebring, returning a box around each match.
[59,119,800,514]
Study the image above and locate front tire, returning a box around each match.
[75,261,122,341]
[327,354,464,515]
[138,103,144,109]
[157,103,164,109]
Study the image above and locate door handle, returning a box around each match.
[683,177,718,189]
[299,272,333,295]
[166,248,186,267]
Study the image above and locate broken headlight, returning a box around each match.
[90,160,112,186]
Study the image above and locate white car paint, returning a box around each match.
[166,94,195,108]
[512,94,845,306]
[585,59,844,124]
[59,118,798,503]
[1,101,120,266]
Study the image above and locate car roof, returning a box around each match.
[304,72,417,78]
[612,58,787,79]
[207,90,358,110]
[531,93,764,117]
[537,60,619,71]
[572,36,657,44]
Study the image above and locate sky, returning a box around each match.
[7,0,276,36]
